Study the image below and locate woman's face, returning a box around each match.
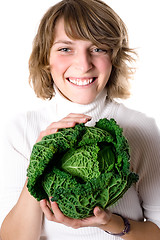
[49,18,112,104]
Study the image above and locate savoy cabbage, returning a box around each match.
[27,118,138,219]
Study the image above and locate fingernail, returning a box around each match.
[86,117,92,121]
[81,117,92,122]
[97,207,101,213]
[96,207,102,216]
[50,128,58,134]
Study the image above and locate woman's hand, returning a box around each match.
[40,199,112,229]
[36,113,92,142]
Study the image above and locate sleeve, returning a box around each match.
[125,113,160,228]
[0,113,29,227]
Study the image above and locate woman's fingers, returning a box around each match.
[49,201,112,229]
[47,114,92,129]
[40,199,60,223]
[49,113,92,130]
[40,199,54,221]
[40,200,80,228]
[36,128,58,142]
[50,201,67,223]
[46,121,76,130]
[61,113,92,123]
[50,201,82,229]
[37,113,92,142]
[40,199,112,230]
[64,113,92,120]
[93,206,112,225]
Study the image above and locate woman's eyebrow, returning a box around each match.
[53,40,74,45]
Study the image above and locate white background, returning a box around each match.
[0,0,160,128]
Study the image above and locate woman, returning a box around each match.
[0,0,160,239]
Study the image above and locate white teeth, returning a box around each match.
[68,78,94,86]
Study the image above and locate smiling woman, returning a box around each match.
[28,0,134,101]
[48,18,112,104]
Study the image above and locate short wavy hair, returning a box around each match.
[29,0,136,100]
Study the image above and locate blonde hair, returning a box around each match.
[29,0,136,100]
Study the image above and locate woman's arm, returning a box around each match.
[122,219,160,240]
[0,179,43,240]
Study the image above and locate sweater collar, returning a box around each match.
[52,86,108,126]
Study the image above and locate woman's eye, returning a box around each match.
[93,48,107,53]
[58,48,70,52]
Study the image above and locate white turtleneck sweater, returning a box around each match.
[0,88,160,240]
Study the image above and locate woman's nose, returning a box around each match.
[74,51,93,73]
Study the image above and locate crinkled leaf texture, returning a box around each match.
[27,118,138,219]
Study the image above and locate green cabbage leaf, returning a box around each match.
[27,118,138,219]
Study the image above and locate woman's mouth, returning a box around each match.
[67,77,96,86]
